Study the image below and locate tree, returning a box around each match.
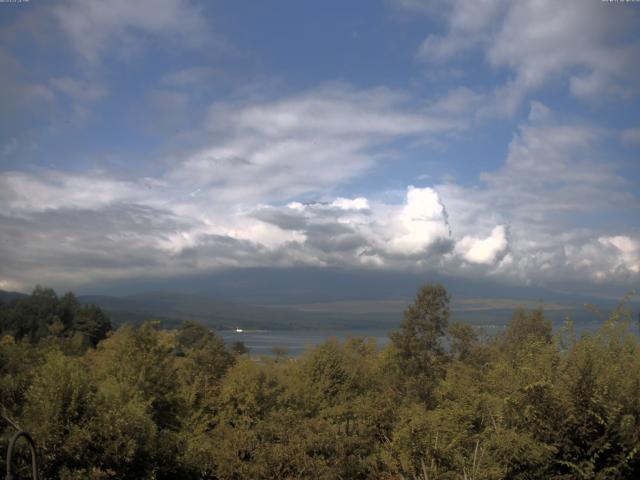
[72,304,111,347]
[231,341,249,356]
[21,351,96,477]
[176,321,212,350]
[448,322,478,363]
[0,286,59,342]
[58,292,81,331]
[0,288,111,347]
[502,307,552,357]
[389,283,451,404]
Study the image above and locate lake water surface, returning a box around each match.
[219,319,619,357]
[219,329,391,356]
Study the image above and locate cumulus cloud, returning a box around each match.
[387,187,451,255]
[456,225,508,265]
[0,82,467,290]
[0,88,637,292]
[435,102,638,286]
[331,197,370,210]
[0,180,456,289]
[0,159,637,292]
[548,235,640,283]
[0,0,637,297]
[434,102,629,236]
[600,236,640,274]
[252,186,453,264]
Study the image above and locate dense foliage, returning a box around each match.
[1,285,639,479]
[0,286,111,348]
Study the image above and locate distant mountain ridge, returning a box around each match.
[0,290,28,302]
[75,291,402,330]
[70,268,636,330]
[3,285,635,332]
[78,267,635,305]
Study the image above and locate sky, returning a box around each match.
[0,0,639,297]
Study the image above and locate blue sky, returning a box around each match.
[0,0,639,296]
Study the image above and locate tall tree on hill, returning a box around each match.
[389,283,450,405]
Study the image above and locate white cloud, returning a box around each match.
[388,186,451,255]
[47,76,109,122]
[428,87,485,115]
[473,103,627,222]
[488,0,638,100]
[160,67,218,87]
[0,81,468,289]
[456,225,508,265]
[50,77,107,102]
[214,85,455,138]
[435,103,638,286]
[53,0,209,64]
[167,84,463,205]
[0,159,637,291]
[600,236,640,274]
[416,0,505,63]
[332,197,370,210]
[404,0,640,113]
[0,171,141,213]
[248,186,454,267]
[0,90,637,292]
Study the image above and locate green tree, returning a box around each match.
[231,341,249,356]
[502,307,552,355]
[0,287,111,348]
[73,304,111,347]
[21,351,96,477]
[389,283,451,404]
[448,322,479,363]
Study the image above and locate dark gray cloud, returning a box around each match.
[0,204,191,289]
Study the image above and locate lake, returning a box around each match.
[219,324,507,356]
[219,329,391,356]
[219,319,623,356]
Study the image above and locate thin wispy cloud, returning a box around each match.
[53,0,210,65]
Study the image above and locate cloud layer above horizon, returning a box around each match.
[0,0,639,294]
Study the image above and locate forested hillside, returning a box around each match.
[1,285,639,479]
